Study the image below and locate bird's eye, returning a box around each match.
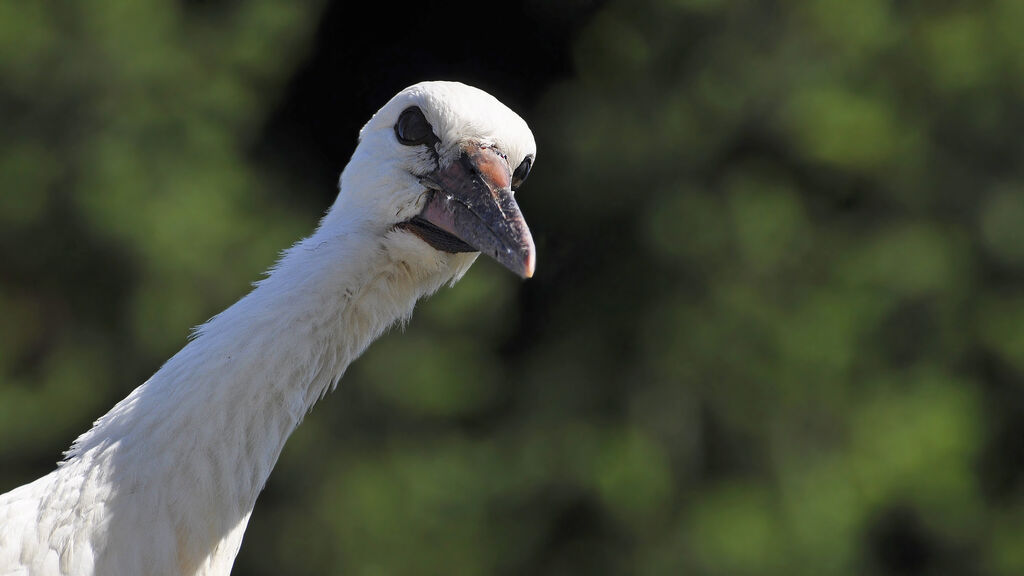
[512,156,533,191]
[395,107,437,146]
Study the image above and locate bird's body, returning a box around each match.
[0,81,537,575]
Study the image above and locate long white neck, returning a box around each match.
[59,218,462,574]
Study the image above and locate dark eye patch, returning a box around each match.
[395,107,439,147]
[512,156,533,191]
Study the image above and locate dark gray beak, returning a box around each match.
[398,143,536,278]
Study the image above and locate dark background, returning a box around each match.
[2,1,1024,575]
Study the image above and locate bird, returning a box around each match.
[0,80,537,575]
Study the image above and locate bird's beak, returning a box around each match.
[399,143,536,278]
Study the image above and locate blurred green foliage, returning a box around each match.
[3,1,1024,575]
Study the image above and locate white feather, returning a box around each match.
[0,81,536,576]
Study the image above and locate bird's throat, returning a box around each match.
[59,232,444,573]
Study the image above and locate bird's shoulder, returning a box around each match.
[0,463,110,576]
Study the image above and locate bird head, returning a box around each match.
[327,81,537,281]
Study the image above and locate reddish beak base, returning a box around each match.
[403,143,536,279]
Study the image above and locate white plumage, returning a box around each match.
[0,81,537,576]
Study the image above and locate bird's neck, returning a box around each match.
[65,222,455,573]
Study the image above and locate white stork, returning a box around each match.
[0,81,537,575]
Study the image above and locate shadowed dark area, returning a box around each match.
[251,0,598,208]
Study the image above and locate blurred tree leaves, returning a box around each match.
[0,0,325,481]
[525,0,1024,574]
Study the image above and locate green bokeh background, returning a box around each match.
[3,1,1024,574]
